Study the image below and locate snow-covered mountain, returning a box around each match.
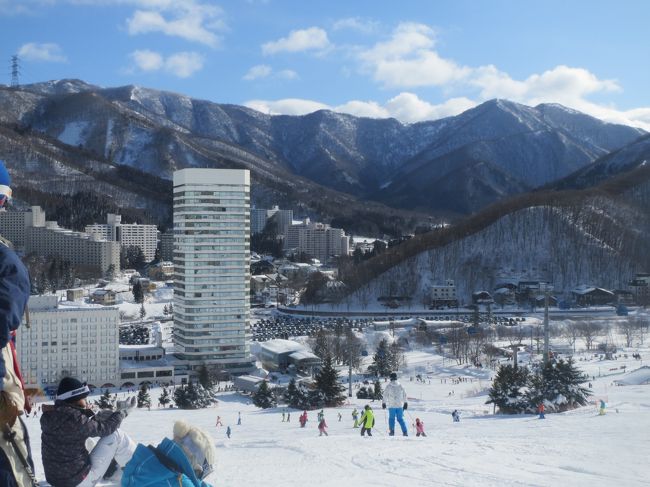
[0,80,644,221]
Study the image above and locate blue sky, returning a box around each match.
[2,0,649,128]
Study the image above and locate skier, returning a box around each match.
[452,410,460,422]
[282,411,285,422]
[538,403,545,419]
[299,411,308,428]
[317,409,324,422]
[359,405,375,437]
[599,399,606,415]
[226,426,231,439]
[0,160,35,487]
[215,416,223,427]
[415,418,427,437]
[337,412,342,422]
[318,417,328,436]
[352,408,359,428]
[237,412,241,425]
[121,420,216,486]
[40,377,137,487]
[382,372,408,436]
[287,412,290,422]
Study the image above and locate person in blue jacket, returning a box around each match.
[0,159,35,487]
[121,420,216,487]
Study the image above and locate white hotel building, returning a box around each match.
[86,214,158,262]
[172,168,253,373]
[16,296,120,391]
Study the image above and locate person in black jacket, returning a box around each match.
[41,377,137,487]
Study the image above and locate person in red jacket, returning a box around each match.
[318,417,328,436]
[415,418,427,437]
[538,403,545,419]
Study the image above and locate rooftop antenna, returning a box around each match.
[10,54,20,88]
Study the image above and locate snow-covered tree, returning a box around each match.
[314,355,345,407]
[372,380,383,401]
[137,384,151,408]
[158,386,171,408]
[284,378,311,409]
[486,364,530,414]
[252,381,276,409]
[527,358,591,412]
[369,338,392,377]
[95,389,114,410]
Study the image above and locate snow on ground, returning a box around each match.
[25,347,650,487]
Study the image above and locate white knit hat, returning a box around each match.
[173,420,216,480]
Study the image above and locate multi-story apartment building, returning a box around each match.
[86,214,158,262]
[251,205,294,237]
[172,168,253,373]
[0,206,120,274]
[0,206,45,248]
[160,231,174,262]
[430,280,459,308]
[16,295,120,390]
[27,222,120,274]
[285,219,350,261]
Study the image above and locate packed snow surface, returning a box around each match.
[25,348,650,487]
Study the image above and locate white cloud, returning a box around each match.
[262,27,331,55]
[243,65,299,81]
[358,22,469,88]
[332,17,379,34]
[244,92,478,123]
[130,49,163,71]
[18,42,67,63]
[126,0,224,47]
[276,69,298,80]
[243,64,272,81]
[128,49,203,78]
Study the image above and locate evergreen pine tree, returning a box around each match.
[133,281,144,304]
[356,386,369,399]
[486,364,530,414]
[372,380,383,401]
[370,338,392,377]
[173,385,189,409]
[158,386,171,408]
[527,358,591,412]
[139,303,146,320]
[253,381,276,409]
[388,341,404,371]
[95,389,114,410]
[197,365,213,390]
[284,378,298,405]
[314,355,345,407]
[137,383,151,408]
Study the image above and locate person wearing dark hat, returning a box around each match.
[382,372,408,436]
[0,159,36,487]
[41,377,137,487]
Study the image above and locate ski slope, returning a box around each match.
[25,349,650,487]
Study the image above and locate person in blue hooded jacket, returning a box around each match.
[121,420,216,487]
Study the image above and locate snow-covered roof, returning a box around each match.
[260,339,306,354]
[572,285,614,295]
[288,350,320,362]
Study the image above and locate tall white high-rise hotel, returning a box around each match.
[172,169,252,372]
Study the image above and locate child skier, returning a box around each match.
[538,403,545,419]
[337,412,342,422]
[352,408,359,428]
[452,410,460,422]
[599,399,606,415]
[318,417,328,436]
[359,405,375,437]
[215,416,223,427]
[299,411,308,428]
[226,426,231,439]
[237,412,241,425]
[415,418,427,437]
[40,377,137,487]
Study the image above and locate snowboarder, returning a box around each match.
[318,418,328,436]
[382,372,408,436]
[538,403,545,419]
[215,416,223,427]
[121,420,216,486]
[40,377,137,487]
[599,399,606,415]
[0,160,35,487]
[237,412,241,425]
[352,408,359,428]
[226,426,231,439]
[452,410,460,422]
[359,405,375,437]
[415,418,427,437]
[337,412,342,422]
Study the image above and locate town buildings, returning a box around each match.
[285,218,350,262]
[16,295,120,390]
[172,168,253,373]
[251,205,293,237]
[86,213,158,262]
